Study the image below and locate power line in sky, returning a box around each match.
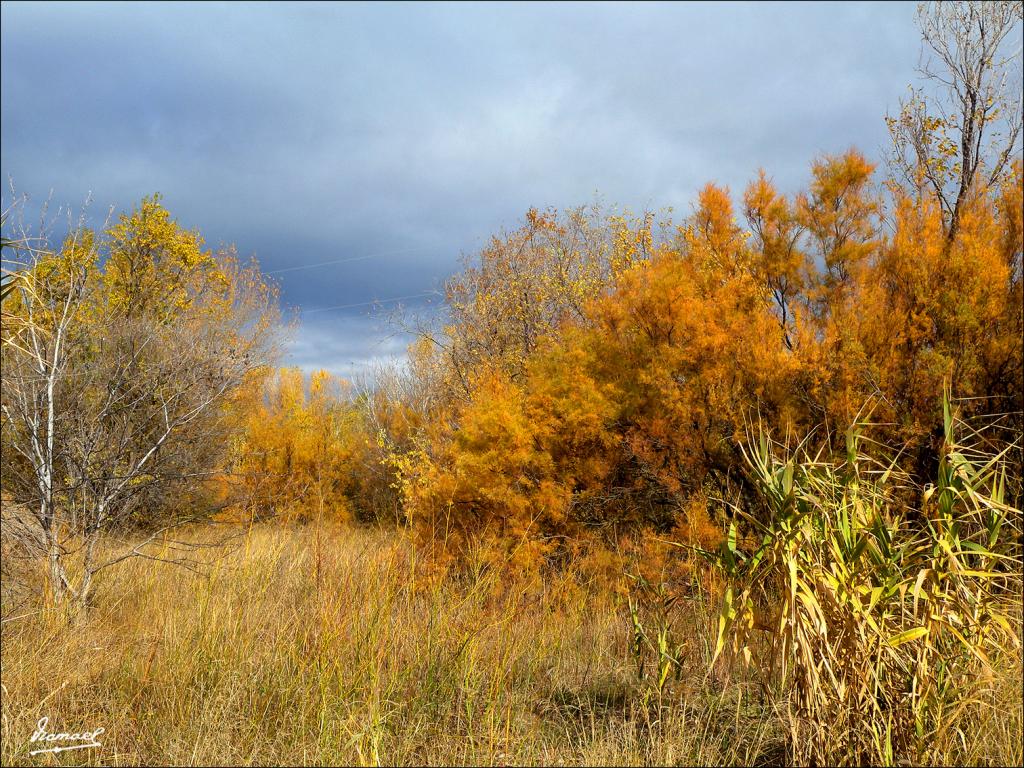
[301,290,442,315]
[266,245,437,275]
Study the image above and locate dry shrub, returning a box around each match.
[714,397,1023,765]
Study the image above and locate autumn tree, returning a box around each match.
[879,0,1022,480]
[397,189,804,566]
[232,367,364,524]
[0,197,281,609]
[396,135,1021,567]
[743,170,808,352]
[887,1,1022,245]
[429,205,660,403]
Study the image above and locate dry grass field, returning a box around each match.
[1,523,1020,767]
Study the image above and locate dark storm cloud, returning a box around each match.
[1,0,920,376]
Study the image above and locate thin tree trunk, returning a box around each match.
[46,537,71,606]
[76,529,101,613]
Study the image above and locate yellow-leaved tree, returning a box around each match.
[0,195,282,609]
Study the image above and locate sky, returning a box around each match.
[1,0,922,379]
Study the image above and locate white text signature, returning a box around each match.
[29,716,104,756]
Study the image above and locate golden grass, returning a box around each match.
[0,524,772,766]
[0,523,1019,766]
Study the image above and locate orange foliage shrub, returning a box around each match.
[221,161,1019,579]
[391,150,1022,571]
[232,368,361,523]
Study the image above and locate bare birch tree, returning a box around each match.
[1,199,281,610]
